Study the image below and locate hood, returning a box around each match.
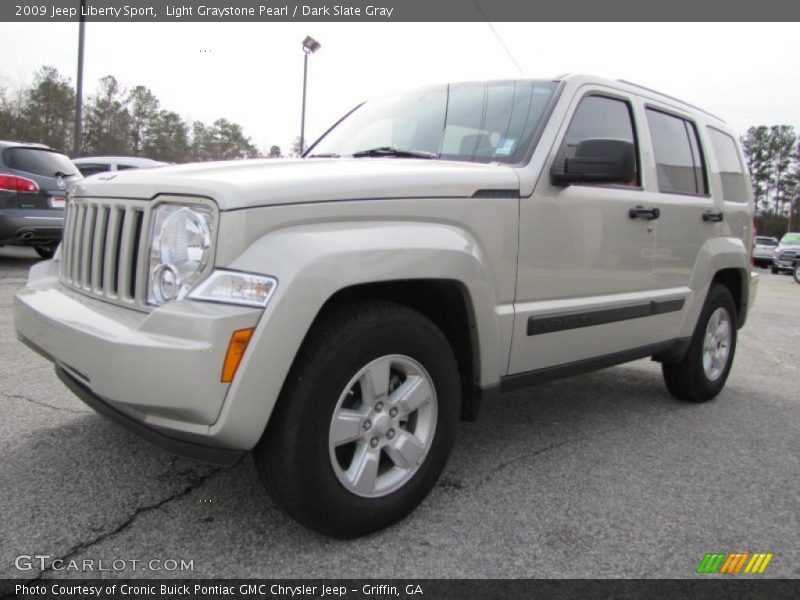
[71,158,520,210]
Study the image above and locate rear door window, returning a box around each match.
[646,109,707,195]
[707,127,748,202]
[4,148,77,177]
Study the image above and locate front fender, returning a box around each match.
[208,220,504,448]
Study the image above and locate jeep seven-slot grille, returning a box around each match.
[60,200,148,307]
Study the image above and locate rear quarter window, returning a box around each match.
[707,127,749,203]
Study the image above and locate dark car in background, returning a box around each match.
[0,141,81,258]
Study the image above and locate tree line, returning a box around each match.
[741,126,800,237]
[0,65,282,162]
[1,66,798,235]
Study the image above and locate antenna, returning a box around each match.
[473,0,523,75]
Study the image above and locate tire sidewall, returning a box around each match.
[278,311,459,535]
[687,286,738,398]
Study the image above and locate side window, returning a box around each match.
[76,164,111,177]
[707,127,748,202]
[646,108,708,195]
[559,95,639,186]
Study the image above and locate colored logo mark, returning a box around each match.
[696,552,773,574]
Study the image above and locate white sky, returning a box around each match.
[1,22,798,155]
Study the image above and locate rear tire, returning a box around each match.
[771,265,778,274]
[254,301,460,538]
[662,285,737,402]
[793,264,800,284]
[34,245,56,259]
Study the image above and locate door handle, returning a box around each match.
[702,210,724,223]
[628,205,660,220]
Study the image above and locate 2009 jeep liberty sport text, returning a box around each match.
[15,75,758,537]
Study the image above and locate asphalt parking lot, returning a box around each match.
[1,245,798,579]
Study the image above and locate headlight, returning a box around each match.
[148,204,213,305]
[189,270,277,308]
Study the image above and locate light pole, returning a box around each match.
[73,0,86,157]
[300,35,321,156]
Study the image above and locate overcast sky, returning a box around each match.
[1,22,798,155]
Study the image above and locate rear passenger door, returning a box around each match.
[640,104,719,290]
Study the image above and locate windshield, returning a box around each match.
[780,233,800,245]
[4,147,78,177]
[308,80,559,164]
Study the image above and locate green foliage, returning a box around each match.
[290,136,305,157]
[0,65,266,162]
[128,85,159,156]
[144,110,190,163]
[0,66,76,152]
[83,75,132,156]
[742,125,800,235]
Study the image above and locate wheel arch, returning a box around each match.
[710,268,746,327]
[309,279,484,421]
[208,220,507,449]
[685,237,753,335]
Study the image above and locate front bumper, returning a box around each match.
[55,365,243,466]
[773,259,795,271]
[14,259,262,462]
[0,208,64,245]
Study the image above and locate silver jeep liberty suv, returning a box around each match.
[15,74,757,537]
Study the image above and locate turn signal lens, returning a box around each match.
[221,328,254,383]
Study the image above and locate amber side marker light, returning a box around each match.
[221,328,255,383]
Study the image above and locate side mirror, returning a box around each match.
[551,139,636,186]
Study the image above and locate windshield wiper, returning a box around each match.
[54,170,77,177]
[306,153,341,158]
[351,147,437,159]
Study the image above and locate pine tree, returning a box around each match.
[17,66,75,152]
[82,75,132,156]
[128,85,159,156]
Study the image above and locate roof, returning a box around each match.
[72,156,167,166]
[0,140,52,150]
[554,74,727,125]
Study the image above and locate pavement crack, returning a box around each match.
[2,393,84,414]
[30,466,226,580]
[475,402,686,488]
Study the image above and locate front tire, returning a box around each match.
[793,264,800,284]
[254,301,460,538]
[662,284,737,402]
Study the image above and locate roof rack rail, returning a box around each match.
[617,79,726,123]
